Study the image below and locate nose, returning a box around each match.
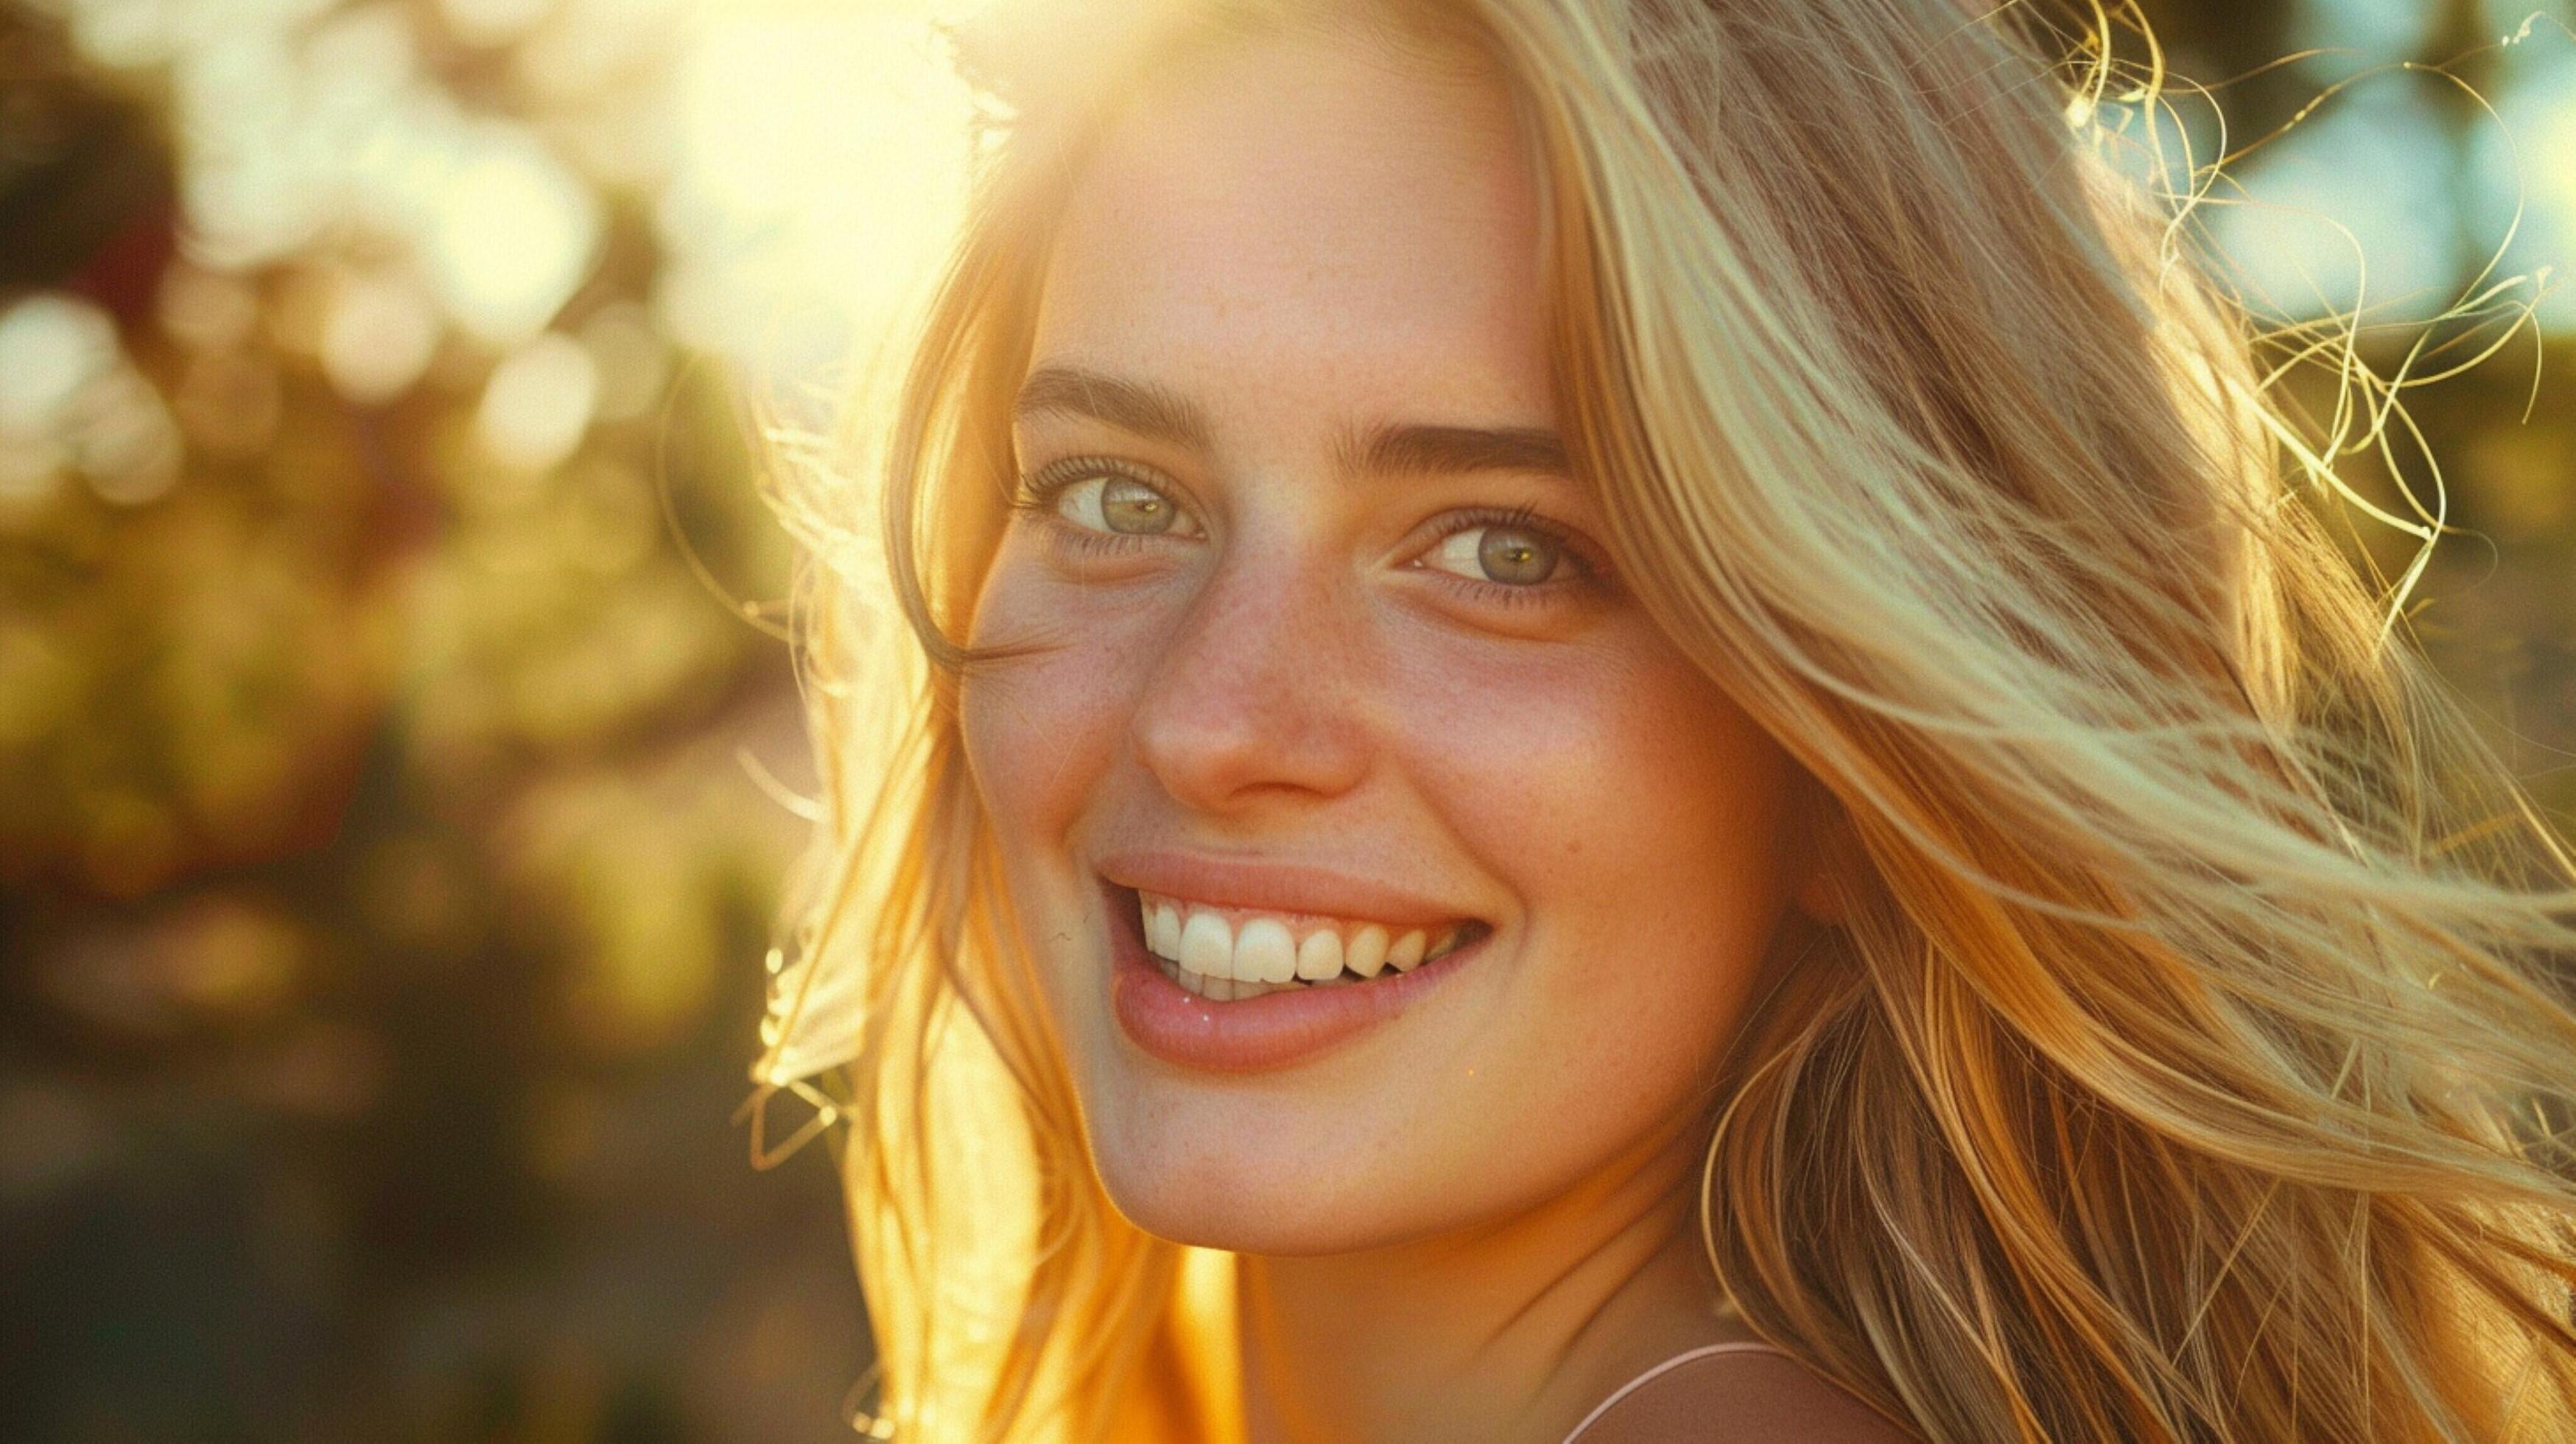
[1129,533,1371,815]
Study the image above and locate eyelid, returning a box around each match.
[1411,505,1614,592]
[1011,458,1615,598]
[1014,455,1205,538]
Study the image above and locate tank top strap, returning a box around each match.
[1560,1341,1801,1443]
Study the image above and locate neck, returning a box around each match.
[1234,1119,1750,1444]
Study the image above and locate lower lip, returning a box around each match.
[1106,894,1484,1073]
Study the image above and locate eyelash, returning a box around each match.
[1426,502,1607,609]
[1009,455,1178,558]
[1009,456,1612,605]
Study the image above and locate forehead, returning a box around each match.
[1028,26,1551,431]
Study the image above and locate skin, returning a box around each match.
[957,25,1822,1443]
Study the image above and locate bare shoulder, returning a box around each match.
[1568,1347,1917,1444]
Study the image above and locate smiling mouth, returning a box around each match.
[1115,885,1489,1000]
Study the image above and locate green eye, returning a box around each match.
[1428,524,1562,585]
[1058,474,1186,535]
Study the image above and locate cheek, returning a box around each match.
[955,559,1137,848]
[1403,629,1789,895]
[1396,628,1793,1070]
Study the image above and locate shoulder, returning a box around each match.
[1565,1344,1917,1444]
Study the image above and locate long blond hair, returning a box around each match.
[752,1,2576,1437]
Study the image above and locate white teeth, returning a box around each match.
[1295,928,1343,981]
[1139,889,1477,992]
[1156,954,1211,997]
[1179,911,1233,978]
[1235,917,1297,984]
[1387,929,1426,972]
[1345,924,1389,978]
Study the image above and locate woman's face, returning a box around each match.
[959,28,1802,1255]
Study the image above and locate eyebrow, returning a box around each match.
[1013,363,1573,483]
[1014,365,1213,452]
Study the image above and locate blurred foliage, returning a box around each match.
[0,0,2569,1440]
[1,1,860,1439]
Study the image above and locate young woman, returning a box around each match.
[753,0,2576,1437]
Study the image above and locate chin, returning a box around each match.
[1107,1182,1380,1257]
[1087,1121,1405,1257]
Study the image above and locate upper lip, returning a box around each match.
[1095,849,1481,928]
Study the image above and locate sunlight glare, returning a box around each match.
[658,0,982,411]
